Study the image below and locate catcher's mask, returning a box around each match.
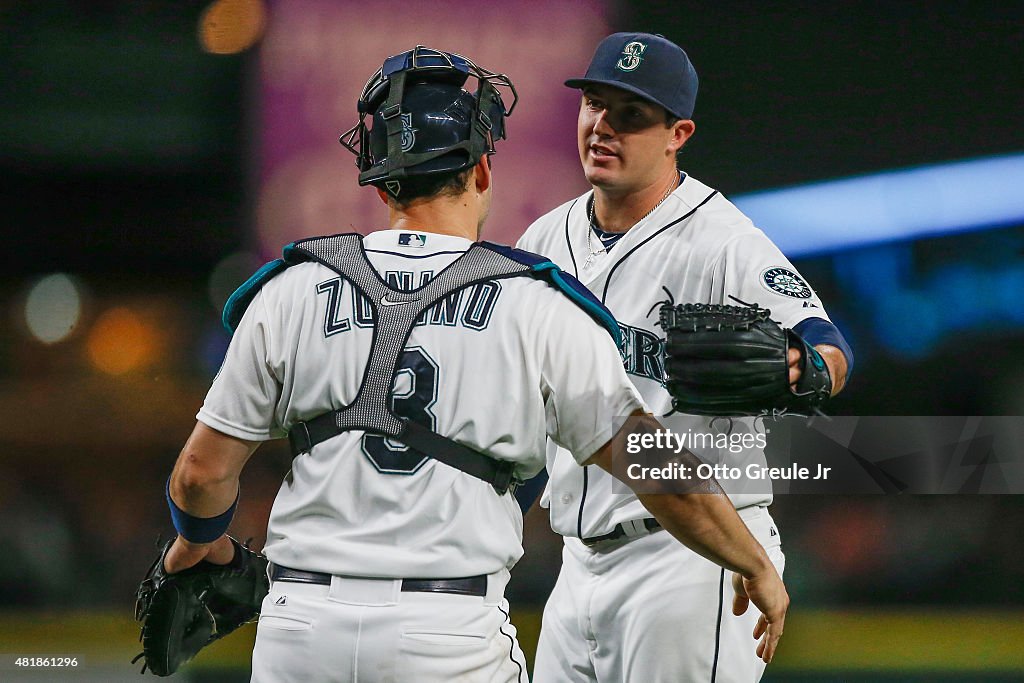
[339,46,517,198]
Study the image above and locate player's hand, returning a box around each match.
[162,534,235,574]
[787,346,802,387]
[732,565,789,664]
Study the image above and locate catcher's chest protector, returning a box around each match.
[223,233,619,493]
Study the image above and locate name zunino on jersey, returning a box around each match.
[316,271,502,336]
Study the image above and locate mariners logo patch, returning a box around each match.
[616,41,646,72]
[399,112,417,152]
[761,267,812,299]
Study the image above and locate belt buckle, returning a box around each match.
[491,462,515,494]
[288,422,313,455]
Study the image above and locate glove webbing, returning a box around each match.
[659,301,772,332]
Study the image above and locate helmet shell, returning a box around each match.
[365,81,484,181]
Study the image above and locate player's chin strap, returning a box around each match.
[283,234,531,494]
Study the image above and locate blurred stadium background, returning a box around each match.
[1,0,1023,680]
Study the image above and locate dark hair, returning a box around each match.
[377,167,474,208]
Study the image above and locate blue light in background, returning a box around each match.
[831,244,913,300]
[734,154,1024,257]
[831,246,1024,359]
[198,322,231,378]
[873,289,944,360]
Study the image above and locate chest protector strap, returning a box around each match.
[224,233,620,495]
[288,233,549,494]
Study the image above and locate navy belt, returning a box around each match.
[581,518,663,547]
[270,564,488,597]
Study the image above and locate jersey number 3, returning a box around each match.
[360,347,438,474]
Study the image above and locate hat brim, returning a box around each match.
[564,77,689,120]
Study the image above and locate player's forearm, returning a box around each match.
[637,491,772,579]
[169,464,239,519]
[587,412,773,578]
[168,422,259,518]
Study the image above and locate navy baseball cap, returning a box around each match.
[565,32,698,120]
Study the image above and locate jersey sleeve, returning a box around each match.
[714,228,832,329]
[534,294,646,465]
[197,289,283,440]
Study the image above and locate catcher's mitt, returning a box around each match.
[659,301,831,417]
[133,536,269,676]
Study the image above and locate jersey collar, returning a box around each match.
[364,229,474,253]
[576,173,693,284]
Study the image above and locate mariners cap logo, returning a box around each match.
[399,112,417,152]
[616,41,647,72]
[761,267,813,299]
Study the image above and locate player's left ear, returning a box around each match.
[375,187,390,205]
[473,154,492,194]
[668,119,696,155]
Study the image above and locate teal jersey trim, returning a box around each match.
[221,258,289,334]
[222,238,623,352]
[530,262,623,349]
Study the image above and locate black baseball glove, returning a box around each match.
[659,301,831,417]
[133,536,269,676]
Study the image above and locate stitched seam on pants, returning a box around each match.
[353,605,365,682]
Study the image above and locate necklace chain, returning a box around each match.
[585,173,679,269]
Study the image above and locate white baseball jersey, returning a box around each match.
[518,172,833,538]
[198,229,643,579]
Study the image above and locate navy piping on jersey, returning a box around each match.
[585,194,629,252]
[564,197,582,278]
[586,172,684,254]
[711,567,725,682]
[362,248,469,259]
[600,190,719,302]
[576,466,589,540]
[497,603,526,682]
[574,189,718,538]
